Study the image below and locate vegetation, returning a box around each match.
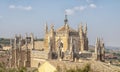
[105,49,110,53]
[113,52,120,56]
[0,62,38,72]
[35,38,44,41]
[56,63,92,72]
[0,38,10,46]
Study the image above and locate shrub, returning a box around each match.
[56,63,91,72]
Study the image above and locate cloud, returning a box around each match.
[89,4,97,8]
[9,5,32,11]
[65,9,74,15]
[9,5,15,9]
[65,3,97,15]
[17,5,32,10]
[65,6,86,15]
[23,6,32,10]
[86,0,93,3]
[77,6,86,11]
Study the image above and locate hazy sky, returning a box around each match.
[0,0,120,47]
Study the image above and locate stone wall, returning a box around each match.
[31,50,48,67]
[34,41,44,50]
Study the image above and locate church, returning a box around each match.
[3,14,105,68]
[44,15,89,59]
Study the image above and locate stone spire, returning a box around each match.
[94,37,105,61]
[14,34,17,49]
[100,39,104,53]
[70,37,73,53]
[79,23,83,39]
[18,34,22,51]
[64,13,68,25]
[30,33,34,50]
[100,38,105,61]
[84,23,89,51]
[95,37,99,54]
[50,24,54,37]
[30,33,34,43]
[64,12,69,33]
[45,22,48,33]
[79,23,84,52]
[25,33,28,48]
[100,38,104,48]
[84,23,87,36]
[50,24,55,52]
[13,34,17,68]
[94,37,100,60]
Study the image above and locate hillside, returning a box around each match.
[48,60,120,72]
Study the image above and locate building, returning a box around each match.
[10,34,31,68]
[94,38,105,62]
[44,15,89,59]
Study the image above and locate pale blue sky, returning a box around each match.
[0,0,120,47]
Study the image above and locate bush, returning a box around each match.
[56,63,91,72]
[0,62,27,72]
[82,64,91,72]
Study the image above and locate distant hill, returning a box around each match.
[106,46,120,50]
[89,45,95,49]
[89,45,120,50]
[88,45,95,52]
[0,38,10,46]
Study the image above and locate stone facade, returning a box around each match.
[10,35,31,68]
[44,15,89,59]
[94,38,105,62]
[9,33,49,68]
